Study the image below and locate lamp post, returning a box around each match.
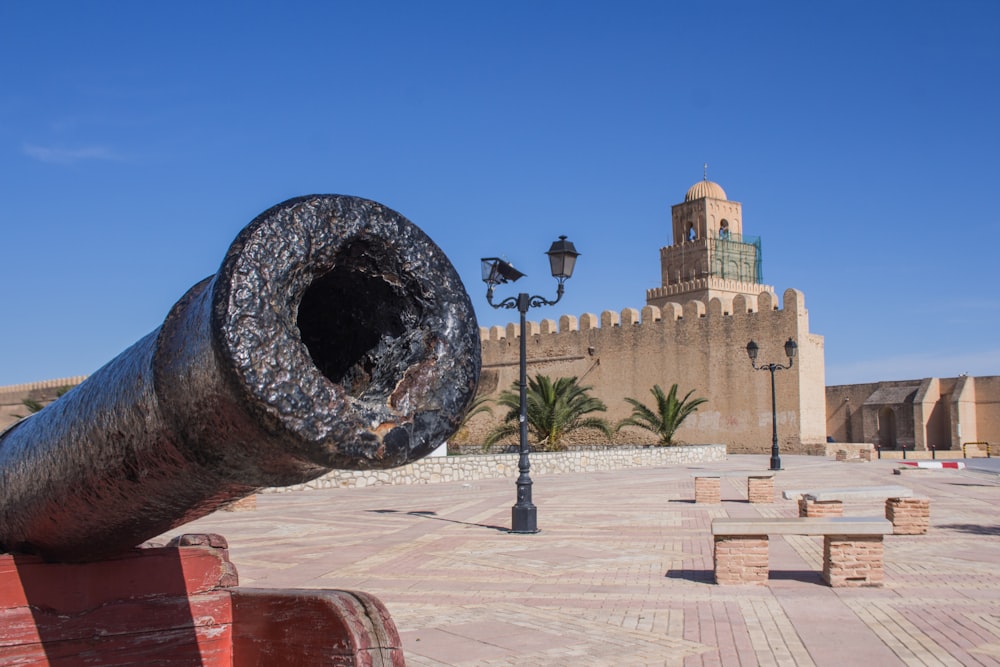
[481,236,579,534]
[745,337,797,471]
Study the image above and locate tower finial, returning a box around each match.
[703,163,708,180]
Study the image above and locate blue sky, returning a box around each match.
[2,1,998,387]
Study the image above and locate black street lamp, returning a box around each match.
[746,337,798,471]
[481,236,580,534]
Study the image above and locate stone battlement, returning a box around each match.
[0,376,87,398]
[470,288,827,453]
[480,289,797,342]
[0,377,88,429]
[646,278,774,307]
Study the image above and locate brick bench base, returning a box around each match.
[886,497,930,535]
[799,498,845,517]
[797,495,930,535]
[748,476,774,503]
[823,534,885,586]
[694,477,721,504]
[713,533,885,587]
[712,518,891,587]
[713,536,769,584]
[693,473,774,504]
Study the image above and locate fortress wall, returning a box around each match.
[969,376,1000,444]
[913,378,955,451]
[0,376,87,430]
[470,288,826,454]
[825,384,873,444]
[953,375,1000,447]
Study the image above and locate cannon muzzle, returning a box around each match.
[0,195,481,561]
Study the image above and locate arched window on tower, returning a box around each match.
[719,220,730,239]
[686,222,695,242]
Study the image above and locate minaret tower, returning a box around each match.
[646,168,775,312]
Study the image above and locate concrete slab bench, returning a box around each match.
[711,517,893,587]
[781,485,913,501]
[690,471,776,504]
[780,485,928,534]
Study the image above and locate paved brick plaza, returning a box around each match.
[165,455,1000,666]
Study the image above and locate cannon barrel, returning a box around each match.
[0,195,481,562]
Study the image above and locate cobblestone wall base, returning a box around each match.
[265,445,727,492]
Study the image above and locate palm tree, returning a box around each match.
[460,394,494,427]
[615,383,708,446]
[485,375,612,451]
[21,398,45,414]
[14,385,74,420]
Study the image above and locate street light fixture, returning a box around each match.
[746,337,797,471]
[482,236,580,534]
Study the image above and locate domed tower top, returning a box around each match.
[648,172,770,312]
[670,168,741,245]
[685,178,727,202]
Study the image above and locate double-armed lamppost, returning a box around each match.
[745,337,798,471]
[481,236,580,534]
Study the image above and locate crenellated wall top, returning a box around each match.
[0,376,87,397]
[479,288,806,341]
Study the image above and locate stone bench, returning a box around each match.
[835,448,875,462]
[691,470,776,504]
[781,485,928,535]
[711,517,893,587]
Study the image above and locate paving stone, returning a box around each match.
[161,454,1000,666]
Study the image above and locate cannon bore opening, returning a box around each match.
[297,263,416,399]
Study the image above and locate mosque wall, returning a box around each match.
[825,375,999,453]
[461,288,828,454]
[0,377,87,431]
[952,375,1000,448]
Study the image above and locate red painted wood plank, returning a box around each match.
[0,624,233,666]
[0,590,234,646]
[0,544,234,612]
[0,538,408,665]
[231,588,405,666]
[0,538,238,665]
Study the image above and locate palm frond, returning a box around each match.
[486,374,611,449]
[617,383,707,445]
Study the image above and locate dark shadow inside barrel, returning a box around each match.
[296,257,418,400]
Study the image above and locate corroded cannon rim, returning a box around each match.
[209,195,481,470]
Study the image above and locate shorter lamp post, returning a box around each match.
[746,337,797,471]
[481,236,580,534]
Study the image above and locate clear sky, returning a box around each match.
[2,1,998,388]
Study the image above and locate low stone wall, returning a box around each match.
[727,441,827,456]
[826,443,874,458]
[266,444,727,492]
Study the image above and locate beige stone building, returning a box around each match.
[3,179,997,455]
[0,377,86,430]
[826,376,1000,453]
[468,177,827,453]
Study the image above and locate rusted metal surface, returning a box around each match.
[0,195,480,562]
